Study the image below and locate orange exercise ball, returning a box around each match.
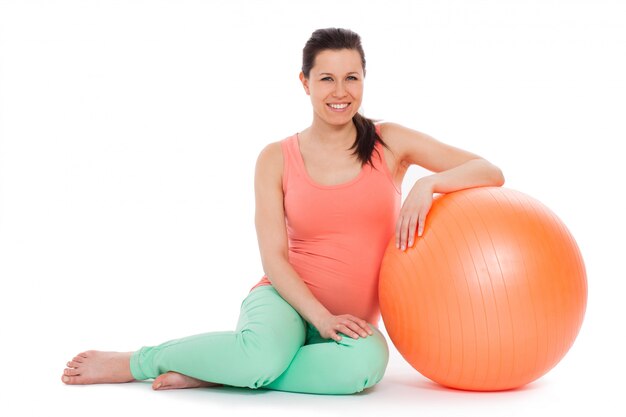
[379,187,587,391]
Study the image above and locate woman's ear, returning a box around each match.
[299,72,310,95]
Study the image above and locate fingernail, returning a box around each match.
[62,376,69,383]
[154,382,162,390]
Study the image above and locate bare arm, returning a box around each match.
[382,122,504,188]
[380,122,505,249]
[254,142,372,340]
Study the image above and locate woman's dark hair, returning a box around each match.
[302,28,387,167]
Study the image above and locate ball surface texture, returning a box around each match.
[379,187,587,391]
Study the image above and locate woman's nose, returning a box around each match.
[333,81,347,97]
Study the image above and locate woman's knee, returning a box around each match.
[339,324,390,392]
[239,351,294,389]
[346,324,389,364]
[236,327,305,389]
[235,286,308,388]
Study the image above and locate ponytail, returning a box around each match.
[350,112,388,167]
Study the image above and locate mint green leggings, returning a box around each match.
[129,285,389,395]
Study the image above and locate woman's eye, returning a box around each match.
[347,76,358,81]
[321,77,333,81]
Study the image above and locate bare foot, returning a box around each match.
[152,371,222,391]
[61,350,134,385]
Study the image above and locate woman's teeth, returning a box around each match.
[328,103,349,109]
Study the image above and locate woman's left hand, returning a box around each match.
[395,177,435,251]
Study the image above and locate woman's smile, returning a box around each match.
[327,102,351,112]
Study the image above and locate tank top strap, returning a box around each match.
[280,134,299,193]
[372,122,401,194]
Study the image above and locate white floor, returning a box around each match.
[3,315,621,417]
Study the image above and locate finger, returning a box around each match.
[330,329,342,341]
[401,213,418,251]
[346,323,368,338]
[395,216,404,249]
[342,325,361,339]
[399,215,412,251]
[343,320,370,338]
[417,211,427,237]
[336,322,360,339]
[349,316,373,335]
[407,214,419,248]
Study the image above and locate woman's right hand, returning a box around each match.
[316,313,374,342]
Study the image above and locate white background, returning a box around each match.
[1,1,624,416]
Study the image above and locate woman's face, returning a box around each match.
[300,49,364,127]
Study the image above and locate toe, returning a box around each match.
[67,360,81,368]
[72,356,85,363]
[152,375,167,390]
[64,367,81,376]
[62,375,82,385]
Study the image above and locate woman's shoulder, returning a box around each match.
[257,141,283,168]
[258,133,297,156]
[255,134,295,179]
[377,121,432,153]
[376,121,409,155]
[255,141,284,189]
[377,121,418,139]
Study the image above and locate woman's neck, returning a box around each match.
[302,119,357,150]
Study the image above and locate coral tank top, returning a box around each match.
[250,125,401,325]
